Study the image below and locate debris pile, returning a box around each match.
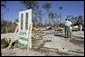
[32,27,43,40]
[1,38,9,48]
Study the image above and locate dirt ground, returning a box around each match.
[1,29,84,56]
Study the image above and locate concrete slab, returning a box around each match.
[43,34,84,52]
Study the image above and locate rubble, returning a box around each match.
[1,38,9,48]
[32,27,43,40]
[1,28,84,56]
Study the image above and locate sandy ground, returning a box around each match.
[1,30,84,56]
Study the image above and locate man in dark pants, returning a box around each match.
[65,26,69,38]
[65,19,72,38]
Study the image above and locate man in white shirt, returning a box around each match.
[65,19,72,38]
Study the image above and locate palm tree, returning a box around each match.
[43,1,51,26]
[59,6,63,26]
[54,13,60,28]
[71,16,83,31]
[38,10,42,27]
[49,12,55,27]
[77,16,83,31]
[1,1,7,8]
[21,1,39,27]
[1,1,7,21]
[21,1,38,9]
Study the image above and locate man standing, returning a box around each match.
[65,19,72,38]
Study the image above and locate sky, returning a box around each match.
[1,1,84,24]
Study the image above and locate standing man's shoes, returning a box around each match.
[64,37,68,38]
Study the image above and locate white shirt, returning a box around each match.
[65,20,72,26]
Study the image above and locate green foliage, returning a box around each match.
[43,1,51,25]
[21,1,40,27]
[70,15,83,26]
[21,1,38,9]
[43,2,51,12]
[59,7,63,10]
[1,19,18,33]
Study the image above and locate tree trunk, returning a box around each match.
[79,24,82,31]
[6,27,8,33]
